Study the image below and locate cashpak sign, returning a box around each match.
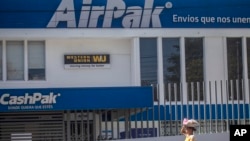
[0,87,153,112]
[0,92,60,111]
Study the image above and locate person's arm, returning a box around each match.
[180,126,186,135]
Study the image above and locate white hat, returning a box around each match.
[183,118,199,128]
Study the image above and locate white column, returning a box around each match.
[24,40,28,81]
[131,37,141,86]
[242,37,249,102]
[222,37,229,104]
[2,40,6,81]
[180,37,187,104]
[157,37,164,105]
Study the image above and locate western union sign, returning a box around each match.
[64,54,110,69]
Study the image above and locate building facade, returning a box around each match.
[0,0,250,140]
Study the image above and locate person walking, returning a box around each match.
[180,118,199,141]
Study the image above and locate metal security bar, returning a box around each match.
[96,80,250,140]
[0,80,249,141]
[0,112,64,141]
[159,80,250,136]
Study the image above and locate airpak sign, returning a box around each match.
[0,0,250,28]
[48,0,164,28]
[64,54,110,69]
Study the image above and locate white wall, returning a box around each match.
[45,38,132,87]
[1,28,250,91]
[204,37,225,82]
[0,38,133,88]
[203,37,226,103]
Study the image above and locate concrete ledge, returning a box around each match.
[112,132,229,141]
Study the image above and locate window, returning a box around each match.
[227,38,243,100]
[162,38,180,101]
[4,40,45,81]
[162,38,180,83]
[185,38,204,82]
[140,38,158,101]
[28,41,45,80]
[185,38,204,101]
[6,41,24,80]
[140,38,158,85]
